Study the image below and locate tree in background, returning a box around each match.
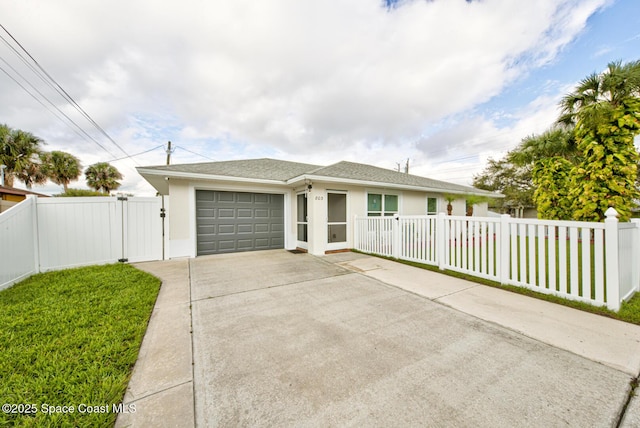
[559,60,640,222]
[558,60,640,127]
[85,162,123,194]
[568,98,640,221]
[57,188,109,197]
[476,59,640,221]
[516,128,577,220]
[532,157,574,220]
[42,151,82,192]
[472,157,533,213]
[0,124,45,188]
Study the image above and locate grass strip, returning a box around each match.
[0,263,161,427]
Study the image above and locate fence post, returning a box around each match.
[631,219,640,294]
[499,214,510,285]
[437,212,446,270]
[354,215,359,251]
[604,207,620,311]
[392,214,400,259]
[28,195,40,274]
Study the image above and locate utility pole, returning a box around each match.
[165,141,173,165]
[404,158,409,174]
[161,141,173,261]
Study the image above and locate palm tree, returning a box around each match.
[558,60,640,128]
[42,151,82,192]
[85,162,123,194]
[0,125,45,187]
[14,156,48,189]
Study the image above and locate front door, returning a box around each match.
[327,192,347,251]
[296,192,308,249]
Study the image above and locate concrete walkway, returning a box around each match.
[115,250,640,427]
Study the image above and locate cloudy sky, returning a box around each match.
[1,0,639,195]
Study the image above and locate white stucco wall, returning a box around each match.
[163,178,494,258]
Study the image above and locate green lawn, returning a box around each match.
[0,264,161,427]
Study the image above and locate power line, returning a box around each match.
[108,145,165,163]
[0,23,135,162]
[0,62,120,158]
[174,145,215,161]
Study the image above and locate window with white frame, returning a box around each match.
[427,197,438,215]
[367,193,398,216]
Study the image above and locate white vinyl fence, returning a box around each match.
[354,209,640,311]
[0,196,163,290]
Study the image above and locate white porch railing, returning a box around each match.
[354,210,640,312]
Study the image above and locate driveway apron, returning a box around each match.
[189,250,632,427]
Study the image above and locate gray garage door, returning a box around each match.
[196,190,284,255]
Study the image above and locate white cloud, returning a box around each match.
[0,0,608,194]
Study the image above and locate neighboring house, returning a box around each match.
[0,186,48,213]
[137,158,500,257]
[506,206,538,219]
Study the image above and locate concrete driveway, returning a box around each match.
[117,250,640,427]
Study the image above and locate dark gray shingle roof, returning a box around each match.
[139,158,494,195]
[308,161,489,194]
[141,158,321,181]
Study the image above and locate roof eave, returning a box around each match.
[137,167,289,194]
[288,174,502,197]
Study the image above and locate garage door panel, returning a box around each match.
[254,238,270,248]
[253,194,269,203]
[218,240,237,251]
[237,239,254,249]
[196,190,284,255]
[197,191,215,202]
[218,208,236,218]
[255,223,270,233]
[237,224,253,234]
[237,208,253,218]
[252,209,267,218]
[198,241,217,252]
[236,193,253,203]
[198,225,216,234]
[218,224,236,234]
[217,192,235,202]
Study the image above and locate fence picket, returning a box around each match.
[528,224,536,286]
[594,228,604,303]
[581,228,591,299]
[353,212,631,311]
[537,224,546,290]
[558,226,567,295]
[569,227,579,297]
[548,226,556,292]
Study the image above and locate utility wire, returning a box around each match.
[108,145,165,163]
[0,62,120,158]
[0,23,135,162]
[174,145,215,161]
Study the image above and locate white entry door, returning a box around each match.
[327,192,347,251]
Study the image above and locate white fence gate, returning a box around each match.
[354,210,640,312]
[0,196,163,290]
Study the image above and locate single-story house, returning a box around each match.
[0,185,49,213]
[137,158,500,257]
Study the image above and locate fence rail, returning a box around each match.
[0,196,163,290]
[354,211,639,311]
